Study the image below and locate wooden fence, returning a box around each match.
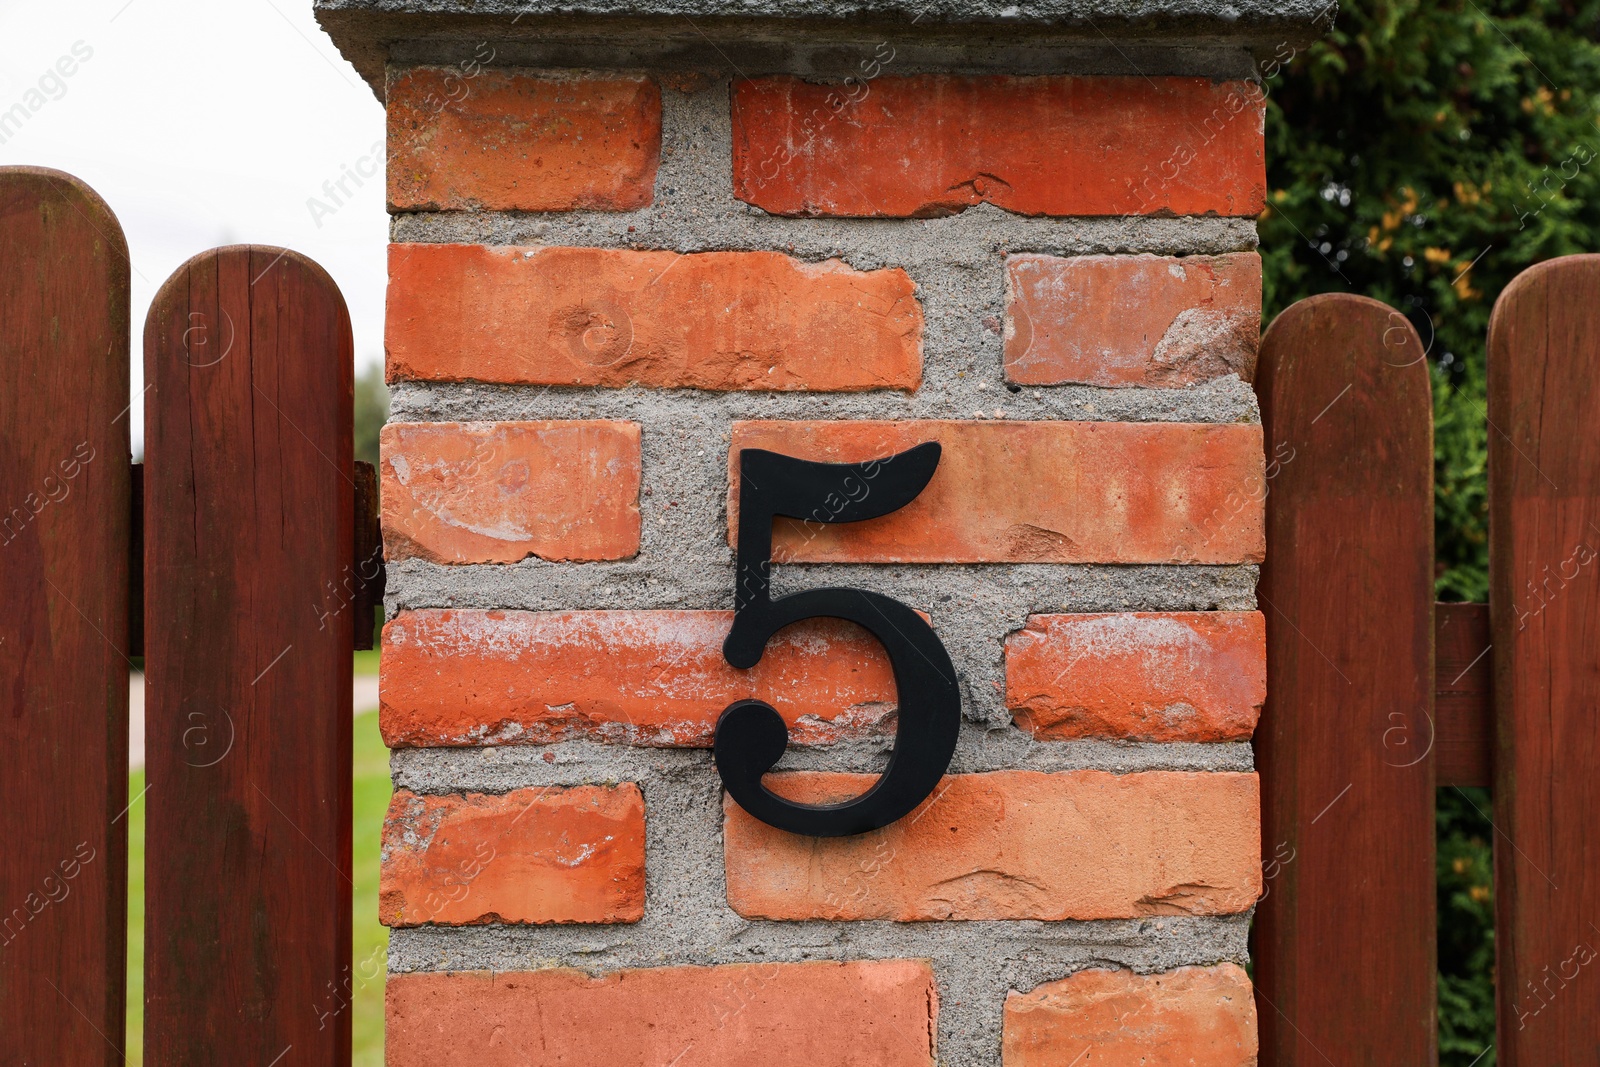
[1254,260,1600,1064]
[0,167,376,1066]
[5,165,1599,1065]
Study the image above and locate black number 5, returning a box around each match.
[715,443,961,837]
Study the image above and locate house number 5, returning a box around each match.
[714,443,961,837]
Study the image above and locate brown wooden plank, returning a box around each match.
[1436,602,1493,788]
[130,462,145,657]
[0,166,132,1065]
[1488,254,1600,1062]
[143,246,353,1066]
[352,460,382,652]
[1253,294,1437,1065]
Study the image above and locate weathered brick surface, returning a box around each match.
[1003,964,1258,1067]
[1006,253,1262,387]
[1005,612,1266,742]
[724,771,1261,920]
[380,785,645,926]
[386,960,938,1066]
[374,50,1275,1066]
[380,421,641,564]
[380,609,900,747]
[729,420,1265,564]
[385,244,922,390]
[732,75,1265,217]
[387,70,660,211]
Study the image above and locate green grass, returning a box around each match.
[126,766,144,1062]
[124,699,393,1064]
[352,706,392,1066]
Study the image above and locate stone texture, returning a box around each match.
[380,421,641,564]
[380,608,900,747]
[729,420,1266,564]
[733,76,1265,218]
[1006,253,1262,386]
[387,69,660,212]
[724,771,1261,920]
[1005,612,1266,742]
[320,5,1339,107]
[1003,963,1258,1066]
[385,243,922,390]
[380,785,645,925]
[385,960,939,1066]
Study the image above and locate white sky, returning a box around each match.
[0,0,388,455]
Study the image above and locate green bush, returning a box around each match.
[1438,788,1497,1062]
[354,361,389,471]
[1261,0,1600,1058]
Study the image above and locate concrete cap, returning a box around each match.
[317,0,1333,98]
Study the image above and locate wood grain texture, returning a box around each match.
[352,460,382,652]
[1253,294,1436,1065]
[130,462,145,657]
[0,166,131,1067]
[143,246,353,1066]
[1488,254,1600,1063]
[1435,602,1492,788]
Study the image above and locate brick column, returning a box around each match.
[320,3,1323,1062]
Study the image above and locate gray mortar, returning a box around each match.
[391,208,1261,265]
[387,378,1259,426]
[372,48,1267,1067]
[388,557,1258,613]
[390,737,1255,789]
[385,758,1254,1065]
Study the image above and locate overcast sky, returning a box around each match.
[1,0,387,453]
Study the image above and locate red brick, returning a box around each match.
[385,244,922,390]
[380,785,644,926]
[724,771,1261,920]
[1004,964,1258,1067]
[380,421,640,564]
[1006,253,1262,386]
[732,75,1265,217]
[1005,612,1266,742]
[387,69,660,212]
[386,960,938,1066]
[380,609,900,748]
[728,420,1265,564]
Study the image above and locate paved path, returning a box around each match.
[128,674,381,770]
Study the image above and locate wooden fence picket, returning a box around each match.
[1252,294,1437,1065]
[0,166,133,1066]
[142,246,354,1065]
[1488,254,1600,1062]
